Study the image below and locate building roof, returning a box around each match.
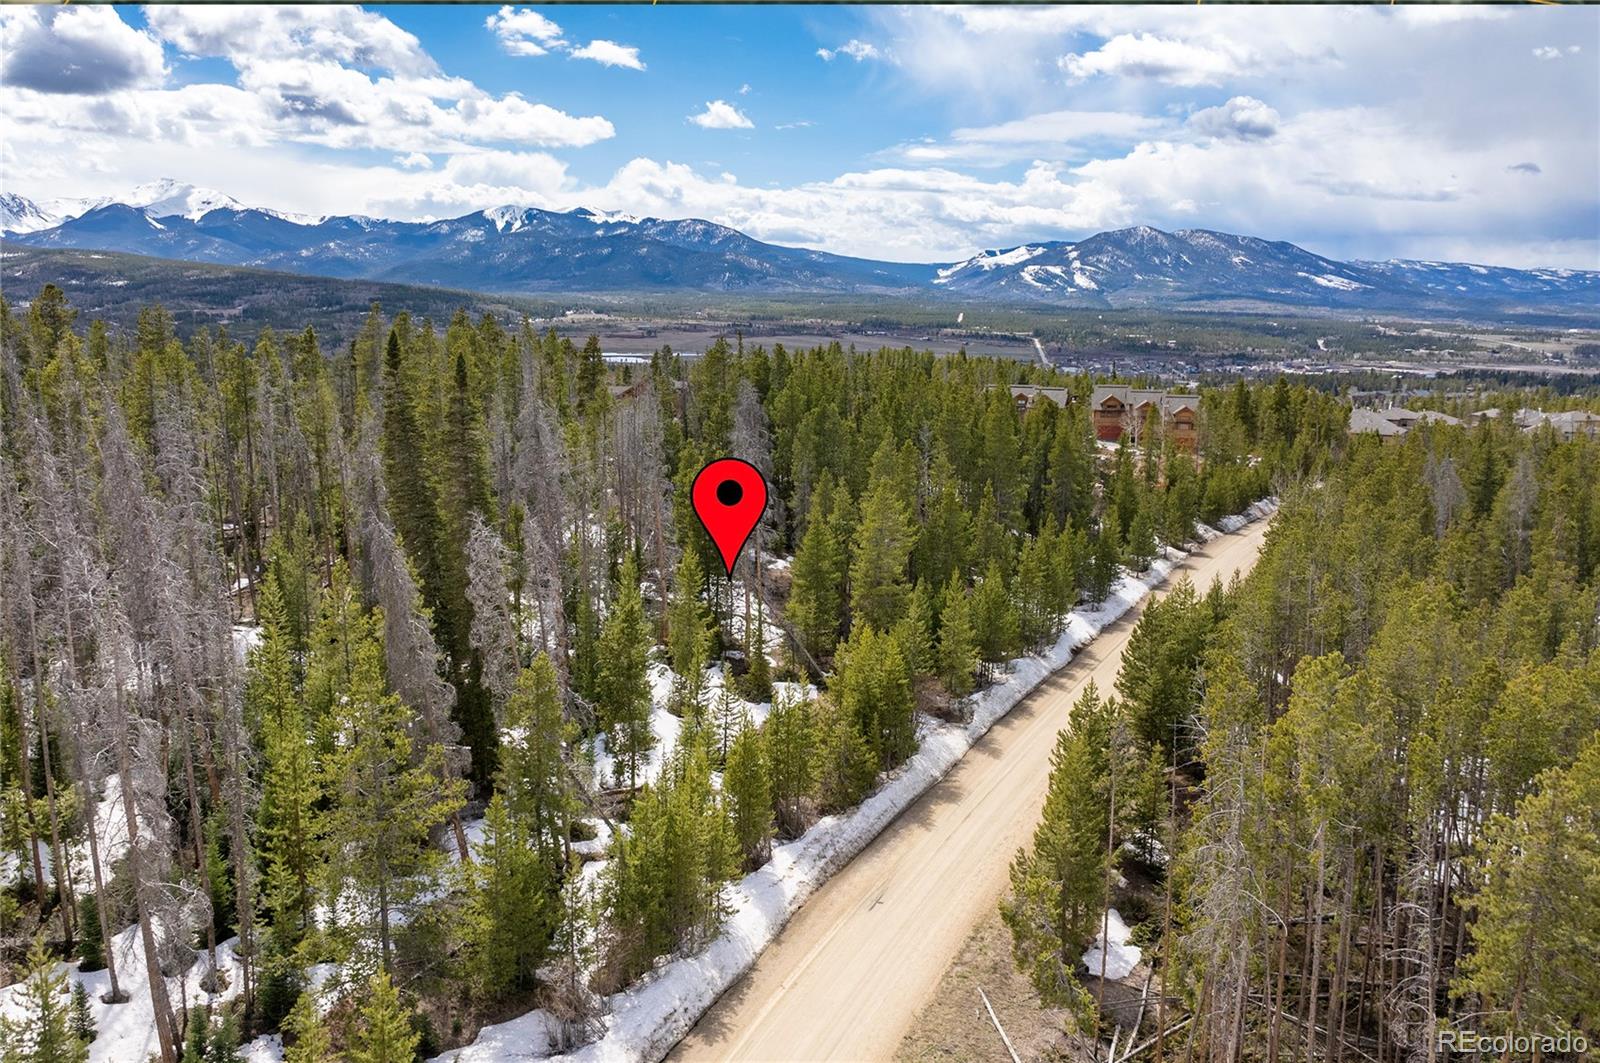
[1006,384,1071,407]
[1091,384,1199,417]
[1373,406,1462,427]
[1349,408,1407,436]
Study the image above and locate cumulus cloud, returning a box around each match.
[817,39,882,62]
[484,7,644,69]
[571,39,644,70]
[396,152,434,170]
[689,100,753,130]
[1,6,614,158]
[485,6,565,57]
[0,6,166,94]
[145,6,436,76]
[1188,96,1280,141]
[1061,33,1241,86]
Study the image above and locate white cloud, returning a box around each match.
[1,6,614,160]
[689,100,753,130]
[484,6,564,57]
[571,39,644,70]
[891,109,1165,163]
[483,8,644,70]
[0,6,166,94]
[738,83,752,96]
[817,39,882,62]
[1061,33,1242,86]
[1188,96,1280,141]
[145,6,436,76]
[395,152,433,170]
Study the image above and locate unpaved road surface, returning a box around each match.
[669,520,1272,1063]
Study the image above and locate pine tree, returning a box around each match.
[463,795,552,997]
[833,624,916,769]
[970,560,1020,665]
[664,547,712,718]
[849,441,915,631]
[665,546,712,675]
[999,686,1117,1030]
[725,713,773,870]
[281,989,332,1063]
[710,682,742,767]
[68,984,93,1046]
[252,580,320,940]
[597,555,655,790]
[348,969,421,1063]
[181,1006,210,1063]
[1086,525,1120,604]
[788,493,845,658]
[0,938,89,1063]
[1457,735,1600,1038]
[203,1012,242,1063]
[603,741,737,982]
[765,691,816,837]
[892,579,935,678]
[76,894,103,973]
[1126,503,1157,572]
[380,329,447,646]
[937,572,979,697]
[436,351,499,784]
[1015,533,1057,650]
[499,653,577,870]
[812,696,878,813]
[1116,580,1210,755]
[322,609,466,973]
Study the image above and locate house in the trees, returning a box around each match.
[1005,384,1072,410]
[1348,407,1410,443]
[1090,385,1200,448]
[1348,405,1463,442]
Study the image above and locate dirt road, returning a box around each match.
[669,519,1272,1063]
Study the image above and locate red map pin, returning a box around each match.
[691,458,769,577]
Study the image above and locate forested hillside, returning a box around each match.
[1005,414,1600,1058]
[0,281,1336,1061]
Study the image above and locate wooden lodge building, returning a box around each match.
[1089,385,1200,448]
[1002,383,1201,448]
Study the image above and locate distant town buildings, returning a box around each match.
[1348,404,1600,442]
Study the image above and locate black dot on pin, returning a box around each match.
[716,479,743,507]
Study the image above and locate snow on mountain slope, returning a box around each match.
[4,181,1594,311]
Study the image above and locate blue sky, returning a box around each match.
[2,4,1597,268]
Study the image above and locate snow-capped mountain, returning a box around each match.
[3,182,1594,312]
[934,227,1386,306]
[0,192,63,235]
[2,188,934,293]
[2,181,241,233]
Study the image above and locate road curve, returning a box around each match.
[669,519,1272,1063]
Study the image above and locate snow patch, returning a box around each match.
[1082,908,1141,981]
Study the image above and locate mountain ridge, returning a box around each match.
[3,181,1594,315]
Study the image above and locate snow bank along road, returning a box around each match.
[669,519,1272,1062]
